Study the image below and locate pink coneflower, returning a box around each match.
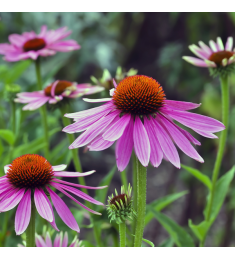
[0,26,80,62]
[0,154,105,235]
[63,75,225,171]
[182,37,235,68]
[14,80,104,110]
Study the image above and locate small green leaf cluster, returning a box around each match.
[209,63,235,78]
[107,184,137,224]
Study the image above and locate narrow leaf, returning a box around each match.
[0,129,15,145]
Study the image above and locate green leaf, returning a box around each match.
[142,238,155,247]
[0,129,15,145]
[181,164,212,190]
[158,237,174,247]
[152,210,195,247]
[13,127,60,157]
[188,220,210,241]
[145,191,188,226]
[204,166,235,223]
[95,165,116,204]
[5,60,31,84]
[0,139,4,157]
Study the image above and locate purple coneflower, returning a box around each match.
[63,75,225,171]
[0,25,80,62]
[182,37,235,68]
[14,80,104,110]
[0,154,105,235]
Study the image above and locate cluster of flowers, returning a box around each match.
[0,25,233,247]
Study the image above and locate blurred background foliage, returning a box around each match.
[1,12,235,247]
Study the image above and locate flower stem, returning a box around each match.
[134,154,147,247]
[26,195,36,247]
[34,59,49,159]
[201,75,229,247]
[60,106,102,247]
[119,222,126,247]
[120,169,128,190]
[131,153,137,246]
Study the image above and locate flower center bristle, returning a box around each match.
[208,51,234,66]
[6,154,54,188]
[44,81,73,97]
[23,38,46,52]
[113,75,165,115]
[110,194,127,207]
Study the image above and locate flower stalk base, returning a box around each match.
[119,222,126,247]
[26,196,36,247]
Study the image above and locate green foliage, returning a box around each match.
[0,129,15,145]
[151,210,195,247]
[145,191,188,226]
[181,164,212,190]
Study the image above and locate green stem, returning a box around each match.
[119,222,126,247]
[26,195,36,247]
[112,231,119,247]
[60,106,102,247]
[134,154,147,247]
[201,75,229,247]
[120,169,128,190]
[34,59,49,159]
[11,101,16,134]
[131,153,137,246]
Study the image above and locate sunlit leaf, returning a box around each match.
[0,129,15,145]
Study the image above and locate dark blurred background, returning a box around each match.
[1,12,235,247]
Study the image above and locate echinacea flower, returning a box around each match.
[0,154,105,235]
[14,80,104,110]
[63,75,225,171]
[182,37,235,76]
[0,26,80,62]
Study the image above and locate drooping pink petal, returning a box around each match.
[53,170,95,177]
[188,44,210,59]
[152,118,180,168]
[50,80,59,97]
[83,98,112,103]
[62,232,68,247]
[160,107,225,133]
[48,40,80,52]
[49,182,102,216]
[158,114,204,163]
[8,34,26,48]
[163,100,201,111]
[40,191,59,232]
[0,188,25,212]
[52,165,67,171]
[133,116,150,167]
[88,135,114,151]
[45,232,52,247]
[35,234,47,247]
[0,187,17,202]
[34,188,53,222]
[113,79,117,88]
[103,113,131,141]
[144,118,163,167]
[69,110,120,149]
[115,117,134,171]
[193,129,218,139]
[15,189,31,235]
[51,178,107,190]
[46,187,80,232]
[54,234,62,247]
[182,56,209,67]
[198,41,213,55]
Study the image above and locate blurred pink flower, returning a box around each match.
[0,25,80,62]
[63,75,225,171]
[0,154,105,235]
[183,37,235,68]
[15,80,104,110]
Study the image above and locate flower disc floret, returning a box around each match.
[6,154,54,188]
[208,50,234,66]
[113,75,165,115]
[23,38,46,52]
[44,81,73,97]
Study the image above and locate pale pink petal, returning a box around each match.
[88,135,114,151]
[62,232,68,247]
[198,41,213,55]
[8,34,25,48]
[189,44,210,59]
[209,40,218,52]
[158,114,204,163]
[153,119,180,168]
[46,187,80,232]
[193,129,218,139]
[34,188,53,222]
[133,116,150,167]
[54,234,61,247]
[0,188,25,212]
[50,80,59,97]
[53,170,95,177]
[113,79,117,88]
[52,165,67,171]
[38,25,48,38]
[83,98,112,103]
[36,234,47,247]
[164,100,201,111]
[144,118,163,167]
[182,56,209,67]
[15,189,31,235]
[115,117,134,171]
[49,40,80,52]
[217,37,224,51]
[45,232,52,247]
[103,114,131,141]
[225,37,233,51]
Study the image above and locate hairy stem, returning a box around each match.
[119,222,126,247]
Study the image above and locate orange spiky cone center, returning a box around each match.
[208,51,234,66]
[44,81,73,97]
[23,38,46,52]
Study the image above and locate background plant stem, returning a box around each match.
[119,222,126,247]
[35,59,49,159]
[200,75,229,247]
[26,196,36,247]
[132,153,137,246]
[120,169,128,190]
[134,154,147,247]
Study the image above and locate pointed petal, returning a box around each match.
[164,100,201,111]
[83,98,112,103]
[225,37,233,51]
[15,189,31,235]
[209,40,218,52]
[198,41,212,55]
[62,232,68,247]
[0,188,25,212]
[182,56,209,67]
[52,165,67,171]
[217,37,224,51]
[133,117,150,167]
[45,232,52,247]
[35,234,47,247]
[46,187,80,232]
